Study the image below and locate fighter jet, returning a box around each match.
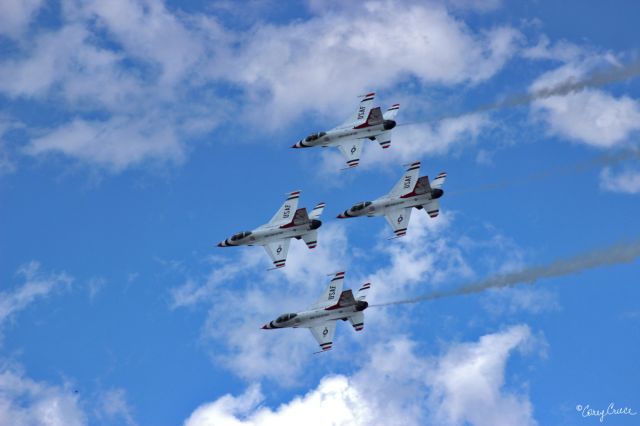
[337,161,446,238]
[292,92,400,168]
[218,191,325,269]
[262,272,370,351]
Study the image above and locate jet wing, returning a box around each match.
[301,229,318,249]
[339,92,376,128]
[423,199,440,218]
[310,321,336,352]
[385,207,412,238]
[266,191,300,227]
[348,311,364,332]
[337,139,364,168]
[387,161,420,198]
[310,271,344,309]
[263,238,291,269]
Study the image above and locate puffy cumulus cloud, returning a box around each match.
[531,89,640,147]
[184,378,370,426]
[25,116,186,172]
[365,212,473,302]
[1,0,521,172]
[0,262,73,332]
[0,0,45,39]
[529,60,640,148]
[599,167,640,194]
[211,1,521,126]
[0,366,85,426]
[183,326,538,426]
[426,325,536,426]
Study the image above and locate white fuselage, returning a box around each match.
[342,191,442,219]
[219,220,321,247]
[264,302,365,330]
[295,121,394,148]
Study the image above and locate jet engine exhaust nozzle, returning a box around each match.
[355,301,369,311]
[383,120,396,131]
[431,188,444,199]
[310,219,322,230]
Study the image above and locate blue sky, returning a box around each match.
[1,1,639,425]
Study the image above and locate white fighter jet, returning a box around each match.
[337,161,446,238]
[218,191,325,269]
[262,272,370,352]
[292,92,400,168]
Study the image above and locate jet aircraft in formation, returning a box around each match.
[219,92,447,350]
[262,272,370,351]
[292,92,400,168]
[337,161,446,238]
[218,191,325,269]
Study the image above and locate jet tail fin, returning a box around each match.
[431,172,447,189]
[309,202,325,220]
[383,104,400,120]
[413,176,431,195]
[291,208,309,226]
[336,289,356,307]
[355,282,371,301]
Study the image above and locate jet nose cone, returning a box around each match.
[292,141,302,148]
[217,241,226,247]
[261,324,268,329]
[337,211,348,219]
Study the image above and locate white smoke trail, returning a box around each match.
[400,59,640,126]
[372,239,640,307]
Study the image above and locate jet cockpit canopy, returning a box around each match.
[352,201,372,212]
[304,132,327,142]
[230,231,252,241]
[275,313,298,323]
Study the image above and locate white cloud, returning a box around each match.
[210,2,521,126]
[25,116,186,172]
[0,0,45,39]
[1,0,521,172]
[183,326,538,426]
[0,262,73,331]
[600,167,640,194]
[0,365,85,426]
[95,388,137,426]
[426,325,536,426]
[531,89,640,147]
[528,59,640,148]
